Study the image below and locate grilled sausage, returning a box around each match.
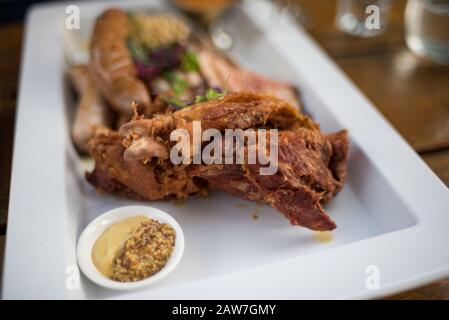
[69,65,112,153]
[89,8,151,116]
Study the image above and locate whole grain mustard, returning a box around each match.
[92,215,176,282]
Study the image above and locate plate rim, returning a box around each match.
[3,0,449,299]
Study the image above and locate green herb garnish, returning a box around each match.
[163,71,189,96]
[180,50,200,72]
[160,95,187,109]
[195,88,225,104]
[126,37,149,64]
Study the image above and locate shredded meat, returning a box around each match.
[86,92,348,231]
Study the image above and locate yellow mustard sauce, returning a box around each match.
[91,215,150,278]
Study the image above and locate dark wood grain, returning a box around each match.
[339,51,449,152]
[0,1,449,299]
[387,278,449,300]
[423,150,449,187]
[0,23,21,232]
[0,236,4,290]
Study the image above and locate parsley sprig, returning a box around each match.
[195,88,225,104]
[180,50,200,72]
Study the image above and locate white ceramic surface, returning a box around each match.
[2,0,449,299]
[76,206,185,290]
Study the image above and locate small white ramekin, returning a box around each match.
[76,205,184,290]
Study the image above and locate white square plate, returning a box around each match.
[3,0,449,299]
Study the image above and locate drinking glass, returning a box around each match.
[405,0,449,64]
[336,0,392,37]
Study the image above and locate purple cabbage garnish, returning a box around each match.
[134,43,186,83]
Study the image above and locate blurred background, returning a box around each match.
[0,0,448,299]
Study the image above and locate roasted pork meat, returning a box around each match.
[197,47,300,106]
[86,92,348,231]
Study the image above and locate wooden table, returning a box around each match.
[0,0,448,299]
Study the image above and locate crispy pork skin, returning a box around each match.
[86,92,348,231]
